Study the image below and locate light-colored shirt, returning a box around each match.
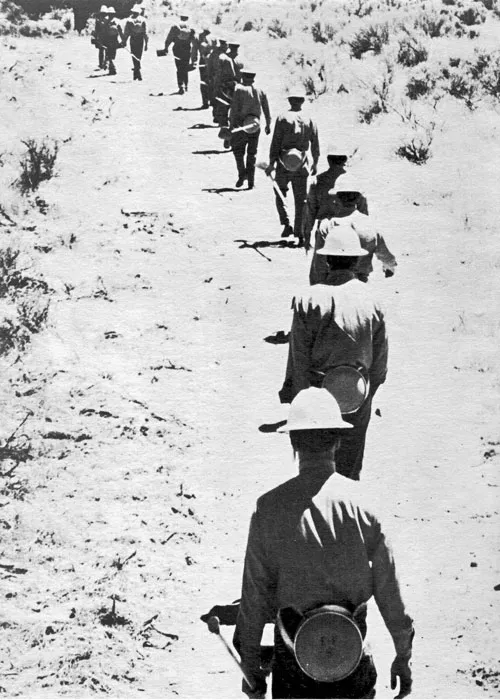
[269,111,320,167]
[282,270,388,400]
[235,469,414,677]
[229,84,271,129]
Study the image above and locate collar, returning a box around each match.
[298,452,336,474]
[324,269,356,286]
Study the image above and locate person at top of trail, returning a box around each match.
[279,221,388,481]
[91,5,108,71]
[164,14,196,94]
[101,7,124,77]
[265,87,319,246]
[123,5,148,82]
[234,387,414,699]
[213,40,243,128]
[229,67,271,190]
[191,27,213,109]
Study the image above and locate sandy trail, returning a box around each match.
[2,34,499,698]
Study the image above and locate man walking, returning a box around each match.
[234,387,414,699]
[123,5,148,81]
[229,68,271,189]
[101,7,123,77]
[164,14,195,94]
[213,41,242,127]
[191,27,212,109]
[91,5,108,70]
[279,221,388,480]
[266,88,319,245]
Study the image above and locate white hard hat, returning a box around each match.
[107,5,116,13]
[316,220,368,257]
[130,4,142,13]
[287,85,306,99]
[279,388,352,432]
[99,5,108,12]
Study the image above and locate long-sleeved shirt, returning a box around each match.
[282,270,388,400]
[269,110,320,169]
[164,21,195,50]
[123,18,147,43]
[101,19,124,49]
[309,214,397,285]
[229,84,271,130]
[302,171,369,248]
[190,33,212,66]
[235,467,414,679]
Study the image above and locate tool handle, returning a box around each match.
[207,616,255,690]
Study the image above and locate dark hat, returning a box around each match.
[180,14,189,20]
[228,42,240,48]
[327,154,348,164]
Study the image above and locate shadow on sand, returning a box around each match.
[173,106,205,112]
[203,186,246,194]
[194,150,230,156]
[188,123,219,130]
[258,420,288,433]
[235,238,300,250]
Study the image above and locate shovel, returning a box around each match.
[257,162,287,206]
[207,616,255,690]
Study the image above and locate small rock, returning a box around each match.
[470,562,477,568]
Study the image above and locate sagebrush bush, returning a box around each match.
[445,71,479,109]
[396,132,433,164]
[358,99,384,123]
[311,20,336,43]
[0,248,49,298]
[406,69,436,99]
[15,138,58,194]
[455,2,486,25]
[268,18,289,38]
[415,12,451,37]
[349,22,389,58]
[397,37,428,67]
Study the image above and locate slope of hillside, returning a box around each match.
[1,0,499,697]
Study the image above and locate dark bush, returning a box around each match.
[358,100,383,123]
[15,139,58,194]
[397,38,428,67]
[406,72,436,99]
[396,135,432,164]
[456,4,486,25]
[349,22,389,58]
[415,12,451,37]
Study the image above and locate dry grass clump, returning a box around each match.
[358,62,393,122]
[396,124,435,164]
[349,21,390,58]
[311,19,336,43]
[406,67,438,100]
[14,139,59,195]
[396,36,428,67]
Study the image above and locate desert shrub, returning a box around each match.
[15,138,58,194]
[347,0,374,16]
[311,19,336,43]
[445,71,479,108]
[397,37,428,67]
[1,0,27,22]
[455,2,486,24]
[442,0,456,4]
[396,129,433,164]
[17,297,50,335]
[303,71,328,99]
[0,248,49,298]
[466,50,500,99]
[415,12,451,37]
[358,99,384,123]
[349,21,390,58]
[268,18,289,38]
[406,68,437,99]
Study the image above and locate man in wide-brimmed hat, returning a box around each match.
[91,5,108,70]
[234,387,414,699]
[265,87,320,245]
[123,5,148,81]
[279,220,388,480]
[101,6,124,76]
[191,26,213,109]
[229,67,271,189]
[163,13,196,93]
[213,40,243,127]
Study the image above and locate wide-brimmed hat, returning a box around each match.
[107,5,116,13]
[130,4,141,14]
[180,14,189,20]
[278,388,352,432]
[99,4,108,13]
[287,86,306,99]
[316,221,368,257]
[327,154,348,164]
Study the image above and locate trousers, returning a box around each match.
[130,37,144,77]
[232,130,260,185]
[274,162,309,240]
[335,394,373,481]
[199,65,209,106]
[173,41,191,88]
[272,627,377,699]
[98,45,106,68]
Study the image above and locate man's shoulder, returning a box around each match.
[292,284,335,313]
[256,475,301,511]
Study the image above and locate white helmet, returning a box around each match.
[279,388,352,432]
[316,220,368,257]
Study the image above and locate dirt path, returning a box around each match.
[1,35,499,698]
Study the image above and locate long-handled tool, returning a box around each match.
[257,162,287,207]
[207,616,255,690]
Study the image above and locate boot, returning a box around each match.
[108,61,116,76]
[281,224,294,238]
[137,70,142,81]
[235,175,246,188]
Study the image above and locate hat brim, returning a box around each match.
[317,248,369,256]
[277,421,352,432]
